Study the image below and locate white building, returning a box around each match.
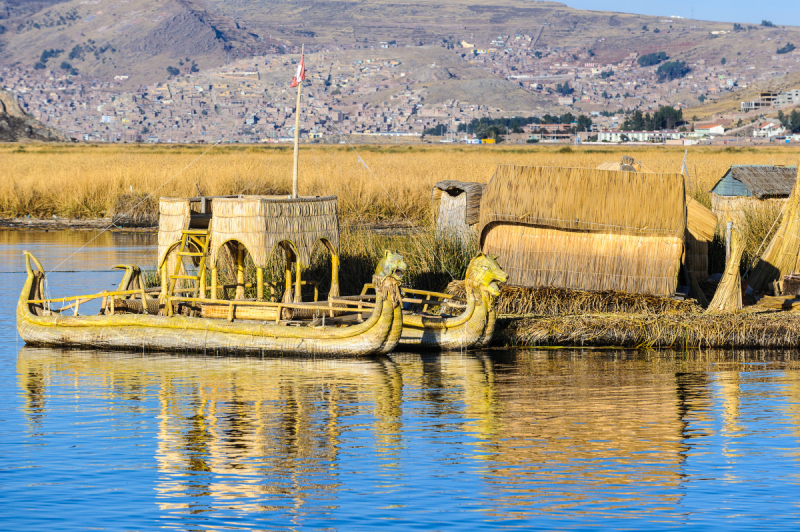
[694,123,726,136]
[753,122,786,138]
[597,130,682,142]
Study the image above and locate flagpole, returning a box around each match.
[292,45,304,198]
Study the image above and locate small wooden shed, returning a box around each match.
[431,180,485,242]
[710,165,797,222]
[479,165,687,296]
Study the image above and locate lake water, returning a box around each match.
[2,231,800,530]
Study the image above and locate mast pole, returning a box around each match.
[292,45,304,198]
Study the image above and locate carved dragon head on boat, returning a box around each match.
[374,250,408,282]
[465,253,508,301]
[373,250,407,305]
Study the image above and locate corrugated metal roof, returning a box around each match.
[711,165,797,199]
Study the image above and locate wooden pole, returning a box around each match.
[294,260,303,303]
[211,268,218,300]
[291,45,304,198]
[725,221,733,265]
[283,249,293,304]
[236,245,245,300]
[256,267,264,301]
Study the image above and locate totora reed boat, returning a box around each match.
[17,250,405,356]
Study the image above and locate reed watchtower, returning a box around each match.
[157,194,340,305]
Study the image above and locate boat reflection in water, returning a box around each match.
[15,347,800,525]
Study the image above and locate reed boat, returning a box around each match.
[17,251,404,356]
[340,252,509,350]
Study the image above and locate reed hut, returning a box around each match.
[596,156,717,280]
[479,165,687,296]
[431,181,485,242]
[747,165,800,292]
[710,165,797,223]
[158,195,340,302]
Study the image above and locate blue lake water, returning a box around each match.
[2,231,800,530]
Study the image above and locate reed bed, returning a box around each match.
[2,143,798,223]
[500,310,800,349]
[446,282,702,316]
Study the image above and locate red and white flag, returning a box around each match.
[290,54,305,87]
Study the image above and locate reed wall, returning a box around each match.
[481,224,683,295]
[157,198,192,266]
[711,195,786,227]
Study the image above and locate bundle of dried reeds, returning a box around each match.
[446,281,701,316]
[748,165,800,292]
[707,228,744,313]
[501,309,800,348]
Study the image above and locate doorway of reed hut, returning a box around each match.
[157,194,340,316]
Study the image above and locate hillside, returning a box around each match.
[3,0,800,88]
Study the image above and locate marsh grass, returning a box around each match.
[2,143,797,223]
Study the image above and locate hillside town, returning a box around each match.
[2,27,800,144]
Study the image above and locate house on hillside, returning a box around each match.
[694,121,728,136]
[753,121,786,138]
[710,165,798,222]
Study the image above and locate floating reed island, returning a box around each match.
[430,160,800,350]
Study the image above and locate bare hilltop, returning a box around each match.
[1,0,799,141]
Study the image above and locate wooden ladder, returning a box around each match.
[166,228,211,315]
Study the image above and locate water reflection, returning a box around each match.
[13,347,800,527]
[0,230,157,272]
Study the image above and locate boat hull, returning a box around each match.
[399,298,496,351]
[17,253,401,357]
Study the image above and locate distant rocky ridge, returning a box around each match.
[0,89,70,142]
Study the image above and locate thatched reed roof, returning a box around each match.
[479,165,686,296]
[480,165,686,238]
[209,195,339,269]
[595,157,717,243]
[431,180,485,226]
[711,165,797,199]
[686,197,717,242]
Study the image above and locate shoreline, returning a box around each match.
[0,217,417,234]
[0,217,156,232]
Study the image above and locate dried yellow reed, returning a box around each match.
[748,165,800,291]
[707,228,743,313]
